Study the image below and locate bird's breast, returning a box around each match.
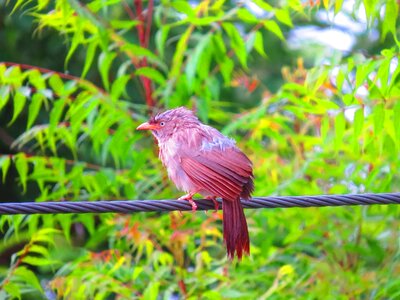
[159,139,194,193]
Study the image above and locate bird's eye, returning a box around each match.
[160,122,165,126]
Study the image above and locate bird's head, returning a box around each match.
[136,107,199,141]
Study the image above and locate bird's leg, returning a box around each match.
[178,192,198,212]
[206,196,219,212]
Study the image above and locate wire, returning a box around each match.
[0,193,399,215]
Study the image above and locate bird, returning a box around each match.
[136,107,254,260]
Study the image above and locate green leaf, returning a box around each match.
[3,282,21,299]
[82,41,98,79]
[68,0,104,29]
[336,68,345,92]
[211,0,225,10]
[376,56,391,93]
[222,22,247,68]
[197,46,213,81]
[13,266,43,292]
[212,33,227,61]
[10,0,28,14]
[111,74,131,100]
[0,156,11,183]
[65,32,82,71]
[334,0,345,14]
[27,244,50,257]
[21,255,57,266]
[49,99,65,153]
[374,103,384,135]
[27,93,43,130]
[49,74,64,95]
[190,16,223,25]
[334,112,345,151]
[252,0,273,11]
[28,69,46,90]
[121,44,159,62]
[110,20,140,30]
[143,281,160,300]
[355,61,376,88]
[320,115,330,143]
[353,108,364,137]
[237,8,258,23]
[33,228,59,244]
[122,43,167,72]
[9,91,26,125]
[69,97,99,137]
[171,1,195,17]
[170,26,192,77]
[394,102,400,142]
[78,215,95,235]
[155,26,170,58]
[135,67,166,85]
[253,31,267,57]
[185,34,211,89]
[275,9,293,27]
[263,20,284,40]
[59,214,72,243]
[49,99,65,130]
[0,85,11,111]
[15,155,28,192]
[4,66,23,87]
[342,94,355,105]
[220,58,234,85]
[98,51,117,91]
[363,0,379,25]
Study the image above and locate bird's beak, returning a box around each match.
[136,122,159,131]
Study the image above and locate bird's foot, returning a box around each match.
[206,196,219,212]
[179,193,198,212]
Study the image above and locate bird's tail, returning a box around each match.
[222,198,250,260]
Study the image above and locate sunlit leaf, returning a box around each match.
[170,26,192,77]
[0,155,11,183]
[155,26,170,59]
[252,0,273,11]
[9,91,26,125]
[222,22,247,68]
[253,31,267,57]
[135,67,166,85]
[13,266,43,292]
[15,155,28,192]
[110,20,140,30]
[374,103,384,135]
[82,41,98,79]
[275,9,293,27]
[263,20,284,40]
[98,51,117,91]
[185,34,211,89]
[334,112,345,151]
[26,94,43,130]
[171,1,195,17]
[237,8,258,23]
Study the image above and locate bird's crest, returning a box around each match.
[150,107,196,123]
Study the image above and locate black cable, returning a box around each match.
[0,193,399,215]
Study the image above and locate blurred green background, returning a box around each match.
[0,0,400,298]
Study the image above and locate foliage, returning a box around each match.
[0,0,399,298]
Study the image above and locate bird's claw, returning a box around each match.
[188,199,197,212]
[206,196,219,212]
[179,194,197,212]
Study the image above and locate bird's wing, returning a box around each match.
[180,146,253,200]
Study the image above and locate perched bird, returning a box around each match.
[136,107,254,260]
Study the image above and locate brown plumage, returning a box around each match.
[137,107,254,260]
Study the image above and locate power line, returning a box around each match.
[0,193,399,215]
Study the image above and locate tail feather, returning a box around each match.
[222,198,250,260]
